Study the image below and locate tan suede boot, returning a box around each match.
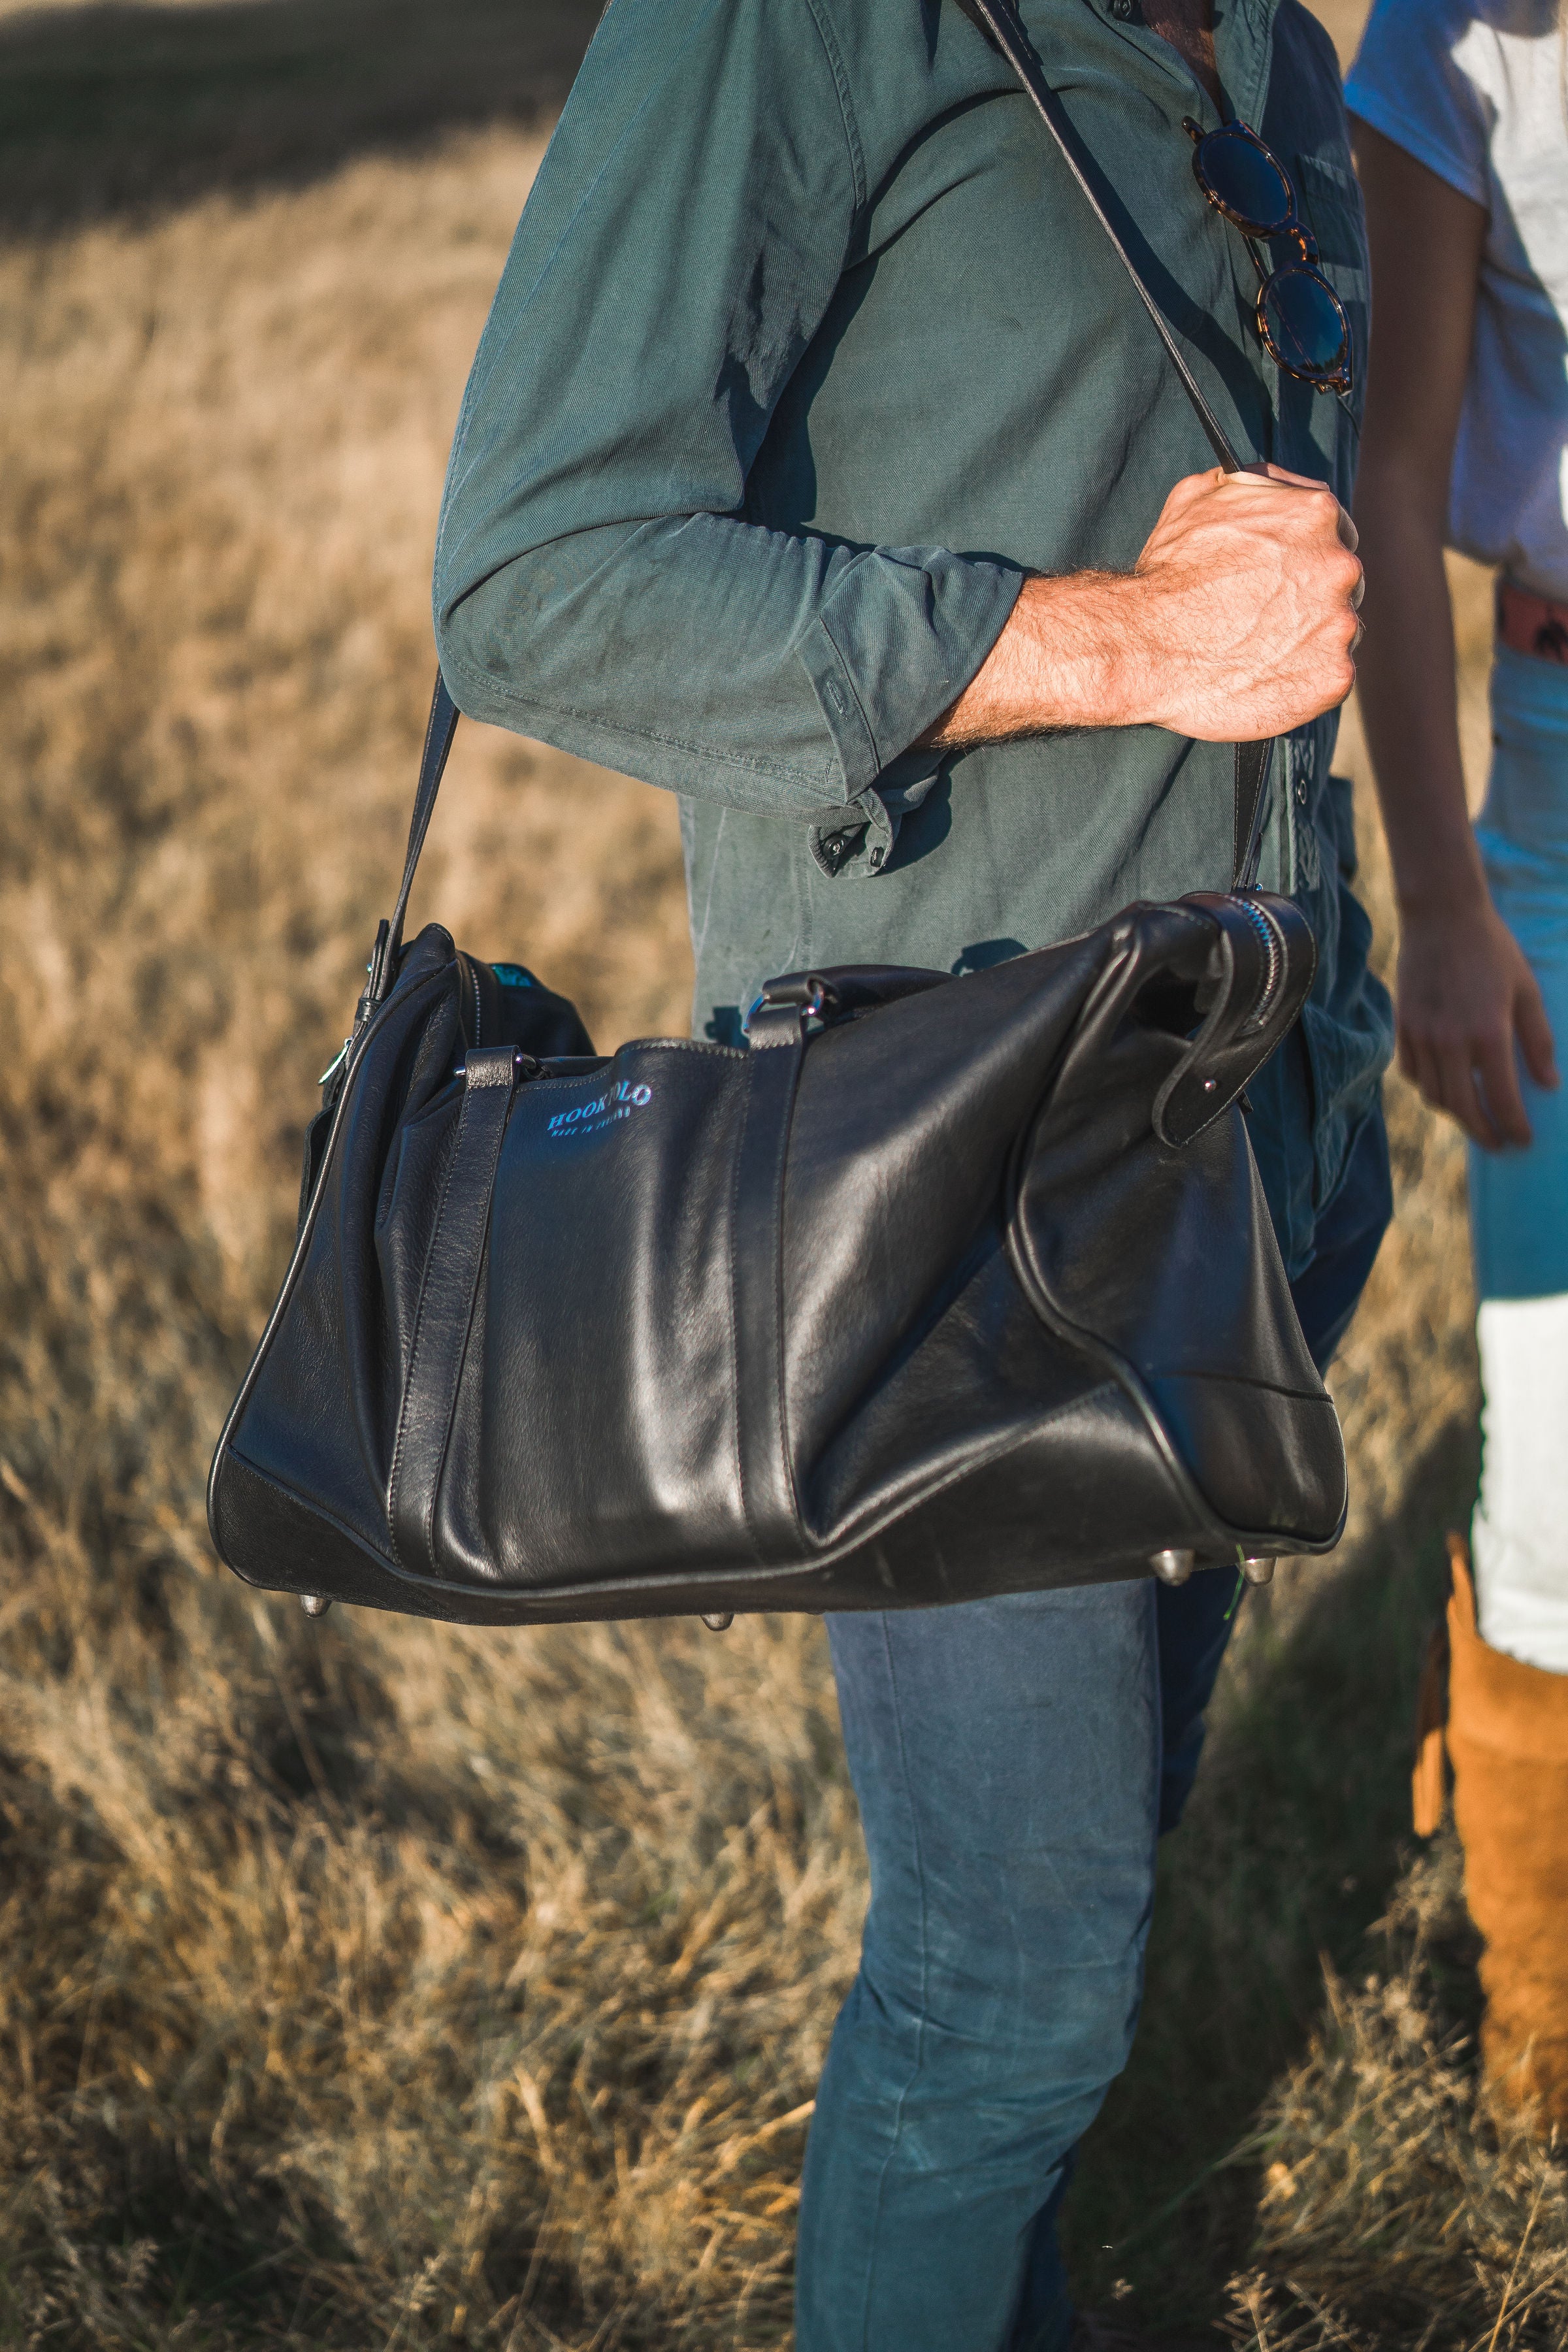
[1442,1536,1568,2126]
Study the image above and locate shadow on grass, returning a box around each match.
[1063,1414,1480,2337]
[0,0,602,235]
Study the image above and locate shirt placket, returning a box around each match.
[1053,0,1285,466]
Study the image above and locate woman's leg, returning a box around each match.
[1450,644,1568,2122]
[1472,1294,1568,1671]
[795,1580,1162,2352]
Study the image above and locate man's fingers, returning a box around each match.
[1473,1036,1533,1149]
[1233,461,1329,493]
[1516,978,1560,1092]
[1215,467,1359,576]
[1220,466,1354,531]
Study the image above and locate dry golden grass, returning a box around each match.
[1217,1834,1568,2351]
[0,6,1563,2344]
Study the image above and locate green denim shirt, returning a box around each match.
[434,0,1392,1276]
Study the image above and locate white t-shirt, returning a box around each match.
[1346,0,1568,601]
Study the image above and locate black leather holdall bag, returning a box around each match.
[207,0,1351,1627]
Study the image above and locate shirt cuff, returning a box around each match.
[796,545,1025,796]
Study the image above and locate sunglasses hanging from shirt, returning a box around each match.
[1186,119,1354,393]
[206,0,1346,1635]
[957,0,1354,399]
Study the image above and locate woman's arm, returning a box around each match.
[1352,120,1556,1146]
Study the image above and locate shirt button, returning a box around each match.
[1108,0,1135,19]
[1295,779,1309,806]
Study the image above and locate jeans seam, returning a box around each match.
[857,1615,930,2352]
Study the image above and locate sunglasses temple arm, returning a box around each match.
[965,0,1245,472]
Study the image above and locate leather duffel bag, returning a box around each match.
[207,678,1346,1627]
[206,0,1350,1625]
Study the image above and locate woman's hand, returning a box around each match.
[1397,895,1558,1147]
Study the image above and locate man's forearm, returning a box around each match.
[919,463,1364,754]
[1354,466,1487,918]
[921,572,1146,745]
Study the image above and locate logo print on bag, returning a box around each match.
[545,1080,653,1141]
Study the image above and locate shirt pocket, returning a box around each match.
[1294,151,1369,428]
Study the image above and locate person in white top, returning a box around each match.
[1347,0,1568,2126]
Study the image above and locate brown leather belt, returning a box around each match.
[1498,578,1568,665]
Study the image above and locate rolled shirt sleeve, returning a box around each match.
[432,0,1024,821]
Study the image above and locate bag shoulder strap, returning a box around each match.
[959,0,1240,472]
[369,670,459,1005]
[373,0,1273,1008]
[959,0,1273,887]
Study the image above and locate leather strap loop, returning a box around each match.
[730,1015,808,1561]
[388,1045,517,1574]
[1153,891,1316,1144]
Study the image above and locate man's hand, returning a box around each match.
[1120,463,1364,737]
[1397,895,1558,1149]
[924,462,1363,747]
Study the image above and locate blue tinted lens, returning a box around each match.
[1196,125,1294,233]
[1262,267,1349,378]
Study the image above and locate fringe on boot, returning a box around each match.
[1427,1535,1568,2128]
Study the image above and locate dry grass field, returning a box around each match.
[1,2,1563,2345]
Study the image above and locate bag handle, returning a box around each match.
[370,0,1274,1009]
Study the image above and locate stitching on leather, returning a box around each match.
[1152,1367,1337,1405]
[765,1048,805,1544]
[811,1386,1120,1552]
[208,962,452,1550]
[227,1341,1345,1612]
[387,1074,476,1572]
[1006,1158,1343,1546]
[610,1038,744,1058]
[728,1062,766,1569]
[422,1078,512,1574]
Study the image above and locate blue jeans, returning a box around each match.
[795,1094,1390,2352]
